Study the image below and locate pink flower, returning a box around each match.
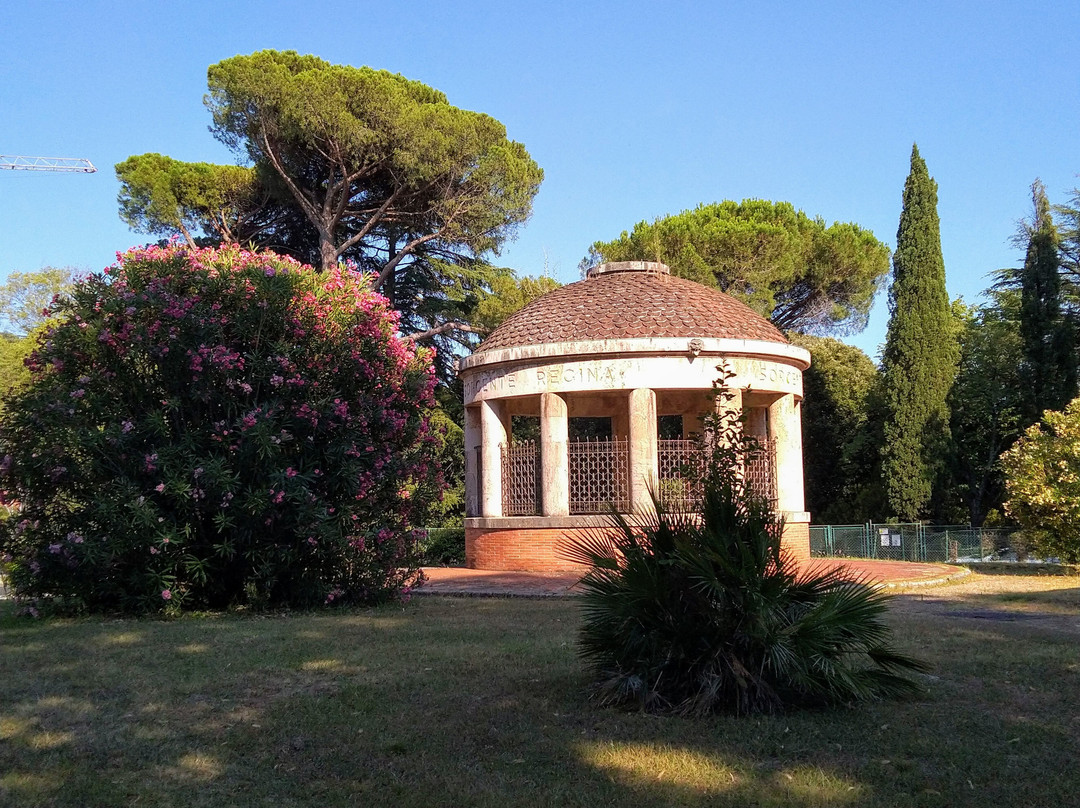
[161,589,172,600]
[155,483,165,493]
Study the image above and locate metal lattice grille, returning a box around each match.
[569,437,629,514]
[658,439,704,509]
[745,438,777,507]
[658,438,776,509]
[500,440,539,515]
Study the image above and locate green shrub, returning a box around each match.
[566,377,926,716]
[415,527,466,566]
[1002,397,1080,563]
[0,243,442,614]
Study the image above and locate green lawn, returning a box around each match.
[2,573,1079,807]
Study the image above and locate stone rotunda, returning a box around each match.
[459,261,812,570]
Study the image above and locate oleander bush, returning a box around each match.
[0,243,442,614]
[567,378,926,716]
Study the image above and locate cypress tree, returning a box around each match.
[879,145,959,521]
[1018,179,1077,421]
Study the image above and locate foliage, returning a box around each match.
[789,334,883,523]
[115,153,280,249]
[0,267,76,335]
[566,375,925,716]
[425,397,465,524]
[945,295,1025,525]
[1002,397,1080,563]
[469,271,560,332]
[879,145,959,521]
[1017,181,1077,421]
[414,526,466,566]
[0,332,38,411]
[116,50,544,376]
[206,50,543,273]
[0,268,78,414]
[583,199,890,334]
[0,244,441,614]
[1053,185,1080,308]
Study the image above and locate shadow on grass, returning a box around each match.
[2,597,1079,807]
[960,562,1078,576]
[894,584,1080,623]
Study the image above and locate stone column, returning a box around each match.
[464,405,481,517]
[628,388,658,512]
[540,392,569,516]
[768,393,806,515]
[479,399,507,517]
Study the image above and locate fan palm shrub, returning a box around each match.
[565,376,927,716]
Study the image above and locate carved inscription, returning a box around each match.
[745,360,801,388]
[471,369,518,396]
[466,356,801,402]
[536,363,624,387]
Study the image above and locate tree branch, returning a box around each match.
[406,321,487,341]
[372,231,445,291]
[259,129,320,225]
[335,188,405,262]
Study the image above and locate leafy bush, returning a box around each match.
[0,243,442,613]
[414,527,466,567]
[566,380,926,716]
[1002,397,1080,563]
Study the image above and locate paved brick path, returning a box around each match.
[417,558,969,597]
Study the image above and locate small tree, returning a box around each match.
[0,243,441,614]
[0,268,78,412]
[566,371,925,716]
[0,267,76,335]
[1002,397,1080,563]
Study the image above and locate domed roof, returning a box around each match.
[476,261,788,353]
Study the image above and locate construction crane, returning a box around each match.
[0,155,96,173]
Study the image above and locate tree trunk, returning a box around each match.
[319,236,337,272]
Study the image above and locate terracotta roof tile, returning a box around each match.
[477,266,788,352]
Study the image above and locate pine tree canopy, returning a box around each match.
[584,199,890,335]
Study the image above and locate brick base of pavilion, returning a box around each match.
[465,518,810,571]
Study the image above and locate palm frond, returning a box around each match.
[567,380,928,716]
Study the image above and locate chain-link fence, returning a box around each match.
[809,523,1023,563]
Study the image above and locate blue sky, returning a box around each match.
[2,0,1077,359]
